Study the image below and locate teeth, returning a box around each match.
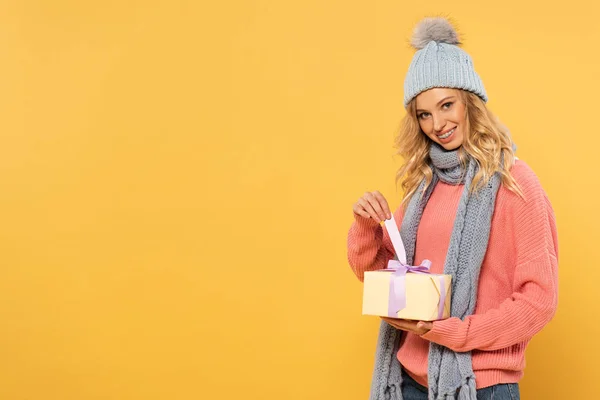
[439,128,455,139]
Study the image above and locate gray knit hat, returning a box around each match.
[403,17,488,107]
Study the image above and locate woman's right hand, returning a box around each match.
[352,191,392,223]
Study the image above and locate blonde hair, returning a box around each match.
[394,89,524,206]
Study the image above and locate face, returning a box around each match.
[415,88,467,150]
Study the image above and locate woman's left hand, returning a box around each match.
[381,317,433,335]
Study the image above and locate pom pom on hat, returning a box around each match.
[410,17,460,50]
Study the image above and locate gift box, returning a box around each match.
[361,216,452,321]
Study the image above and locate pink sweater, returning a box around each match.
[347,160,559,389]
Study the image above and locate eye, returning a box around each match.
[442,102,453,109]
[418,112,430,119]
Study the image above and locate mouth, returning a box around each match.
[437,127,456,140]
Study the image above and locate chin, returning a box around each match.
[440,141,462,151]
[432,138,461,151]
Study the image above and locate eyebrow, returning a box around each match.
[416,96,456,112]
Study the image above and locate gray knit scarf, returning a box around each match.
[369,142,503,400]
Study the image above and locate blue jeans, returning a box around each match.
[401,370,520,400]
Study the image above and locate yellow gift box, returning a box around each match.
[361,216,452,321]
[362,269,452,321]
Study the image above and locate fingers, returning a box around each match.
[381,317,420,333]
[358,197,382,222]
[381,317,432,335]
[364,192,387,222]
[372,191,392,220]
[352,201,371,218]
[353,191,391,222]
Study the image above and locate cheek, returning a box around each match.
[418,119,431,133]
[454,107,467,125]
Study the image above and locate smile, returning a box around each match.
[438,128,456,140]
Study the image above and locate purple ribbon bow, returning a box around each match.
[382,217,447,320]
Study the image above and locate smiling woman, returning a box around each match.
[348,16,558,400]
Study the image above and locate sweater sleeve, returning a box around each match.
[421,166,559,352]
[347,206,404,282]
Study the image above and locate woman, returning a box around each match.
[347,17,558,400]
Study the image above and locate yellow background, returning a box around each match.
[0,1,596,399]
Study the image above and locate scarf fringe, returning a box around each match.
[389,383,403,400]
[436,377,477,400]
[457,378,477,400]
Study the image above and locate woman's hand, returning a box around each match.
[352,191,392,222]
[381,317,433,335]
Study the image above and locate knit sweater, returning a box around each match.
[347,160,558,389]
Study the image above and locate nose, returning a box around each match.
[433,114,446,133]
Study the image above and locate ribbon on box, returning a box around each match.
[382,216,447,320]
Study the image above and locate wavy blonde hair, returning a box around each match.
[395,89,524,206]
